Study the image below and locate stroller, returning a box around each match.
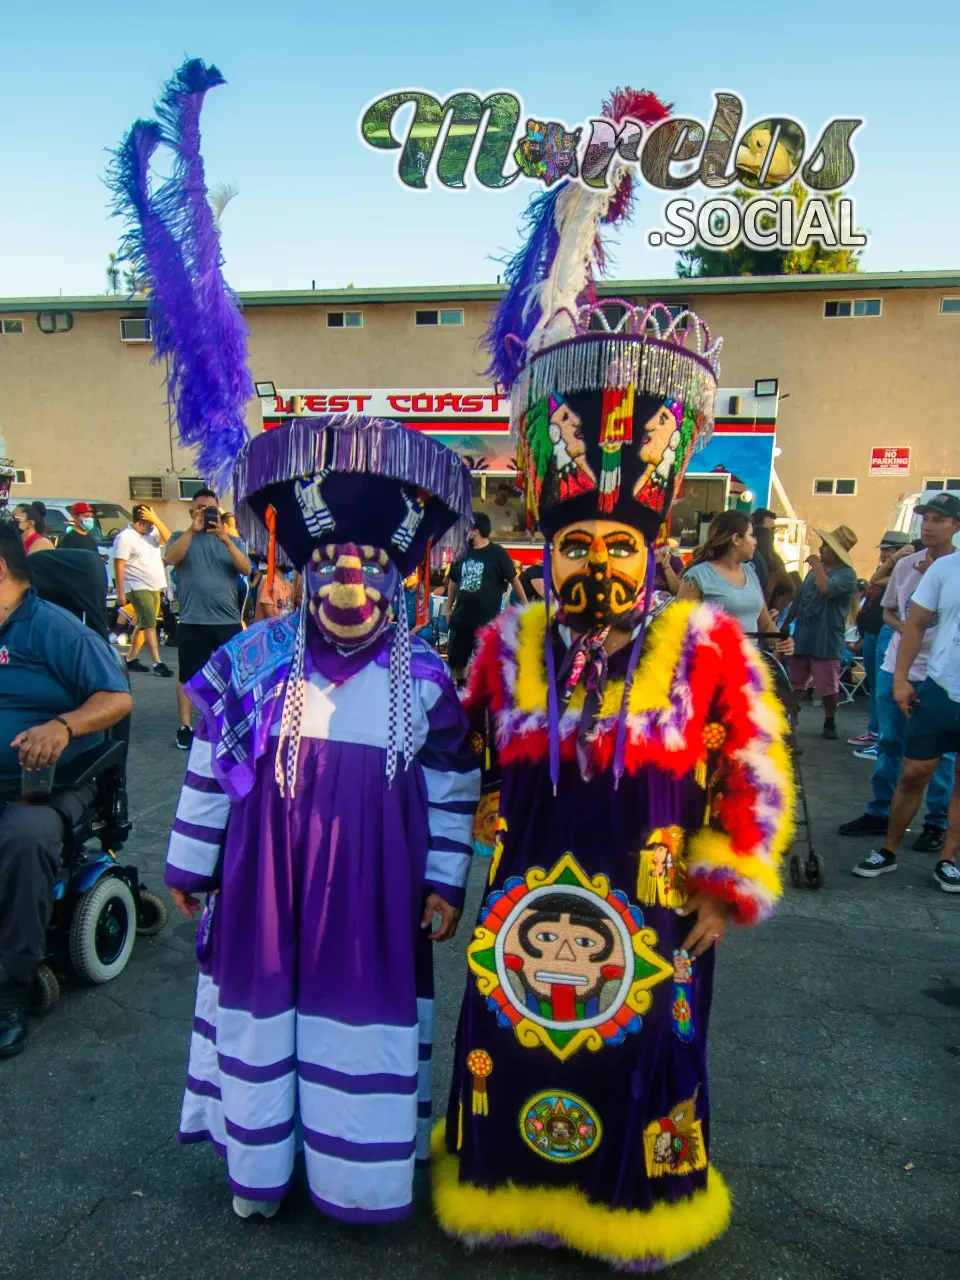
[756,644,824,890]
[3,550,168,1014]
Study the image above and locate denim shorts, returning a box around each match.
[904,678,960,761]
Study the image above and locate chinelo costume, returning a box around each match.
[432,87,795,1271]
[107,59,480,1223]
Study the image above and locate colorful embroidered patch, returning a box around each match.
[671,949,694,1044]
[466,1049,493,1116]
[636,826,688,908]
[468,853,672,1061]
[643,1088,707,1178]
[0,646,8,665]
[488,815,508,884]
[519,1091,601,1162]
[472,792,499,858]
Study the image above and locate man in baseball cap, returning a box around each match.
[59,502,99,554]
[914,491,960,522]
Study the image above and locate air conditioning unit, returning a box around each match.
[120,317,153,344]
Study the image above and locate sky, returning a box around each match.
[1,0,958,298]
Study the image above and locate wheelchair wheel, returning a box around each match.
[30,964,60,1015]
[136,888,169,938]
[69,875,137,984]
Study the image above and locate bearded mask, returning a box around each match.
[552,523,648,633]
[307,542,399,649]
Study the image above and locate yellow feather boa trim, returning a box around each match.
[514,601,698,719]
[431,1125,732,1266]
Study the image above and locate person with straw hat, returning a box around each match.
[431,85,794,1272]
[788,525,859,739]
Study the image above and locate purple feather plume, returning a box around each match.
[106,58,252,489]
[484,185,563,391]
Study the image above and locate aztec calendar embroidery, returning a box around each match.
[643,1087,708,1178]
[467,853,673,1061]
[519,1091,601,1163]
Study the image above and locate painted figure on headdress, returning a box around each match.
[432,86,794,1272]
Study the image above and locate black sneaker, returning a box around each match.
[933,860,960,893]
[176,726,193,751]
[912,825,946,854]
[837,812,888,837]
[126,658,150,673]
[0,979,29,1058]
[852,849,898,879]
[152,662,174,678]
[821,720,838,741]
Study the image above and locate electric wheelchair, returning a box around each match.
[2,549,167,1014]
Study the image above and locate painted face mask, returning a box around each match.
[553,525,647,633]
[307,541,399,649]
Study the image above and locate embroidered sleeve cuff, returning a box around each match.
[423,880,466,912]
[684,829,783,926]
[164,864,219,894]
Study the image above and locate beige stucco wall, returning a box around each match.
[2,287,958,571]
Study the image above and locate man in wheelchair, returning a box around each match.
[0,526,132,1057]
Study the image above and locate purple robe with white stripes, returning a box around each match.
[164,623,479,1222]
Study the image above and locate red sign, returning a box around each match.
[869,447,911,477]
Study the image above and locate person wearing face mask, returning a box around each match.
[432,98,793,1273]
[59,502,101,553]
[163,414,480,1224]
[11,503,55,554]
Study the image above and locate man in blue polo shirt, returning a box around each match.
[0,524,131,1057]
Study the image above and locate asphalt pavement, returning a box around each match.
[1,653,958,1280]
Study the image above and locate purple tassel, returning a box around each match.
[542,540,561,795]
[484,185,563,392]
[612,552,656,790]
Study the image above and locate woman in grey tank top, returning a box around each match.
[677,511,793,654]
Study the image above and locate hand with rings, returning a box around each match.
[676,892,731,958]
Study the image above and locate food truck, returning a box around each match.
[261,385,788,566]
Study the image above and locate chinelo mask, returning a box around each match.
[307,541,399,650]
[552,522,648,633]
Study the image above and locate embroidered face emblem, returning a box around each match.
[552,521,647,633]
[519,1092,601,1162]
[467,854,672,1061]
[307,541,399,649]
[643,1088,707,1177]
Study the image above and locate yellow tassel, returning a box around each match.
[694,757,707,790]
[466,1050,493,1117]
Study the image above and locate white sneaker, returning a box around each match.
[232,1196,280,1220]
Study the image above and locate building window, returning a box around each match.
[415,308,464,326]
[120,317,152,343]
[814,478,858,496]
[649,303,690,332]
[178,477,205,501]
[14,468,31,485]
[923,477,960,491]
[939,298,960,314]
[129,475,163,501]
[37,310,74,334]
[326,311,363,329]
[823,299,881,318]
[1,319,23,334]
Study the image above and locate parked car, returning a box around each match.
[27,498,133,599]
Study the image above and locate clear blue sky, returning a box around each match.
[1,0,957,298]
